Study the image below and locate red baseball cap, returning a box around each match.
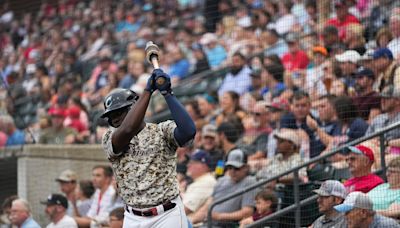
[347,145,375,162]
[48,107,66,118]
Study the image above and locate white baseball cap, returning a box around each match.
[313,180,347,199]
[334,192,373,213]
[274,128,301,147]
[335,50,361,64]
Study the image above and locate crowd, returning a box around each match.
[1,0,400,227]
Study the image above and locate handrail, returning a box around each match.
[207,121,400,228]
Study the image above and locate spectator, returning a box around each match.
[352,67,381,122]
[199,124,223,171]
[281,32,309,72]
[239,101,271,160]
[280,91,318,158]
[366,85,400,156]
[217,121,243,159]
[189,149,258,227]
[55,169,78,216]
[321,26,341,56]
[183,150,217,216]
[75,165,115,228]
[326,0,360,40]
[118,61,145,90]
[256,128,307,186]
[343,23,366,55]
[305,46,330,97]
[0,115,24,147]
[217,52,252,97]
[239,190,278,228]
[260,64,285,100]
[196,94,219,124]
[306,95,341,156]
[373,48,400,92]
[73,180,94,217]
[335,50,361,90]
[168,46,190,83]
[271,1,296,35]
[0,195,18,227]
[325,96,368,153]
[334,192,400,228]
[9,199,40,228]
[191,43,211,75]
[375,27,393,49]
[39,108,77,144]
[41,194,78,228]
[262,29,288,58]
[200,33,227,69]
[368,157,400,218]
[387,14,400,59]
[108,207,124,228]
[344,145,384,193]
[215,91,246,126]
[311,180,347,228]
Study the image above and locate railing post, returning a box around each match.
[293,169,300,228]
[379,134,387,182]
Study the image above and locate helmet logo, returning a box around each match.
[105,96,113,108]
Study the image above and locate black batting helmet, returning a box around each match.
[100,89,138,119]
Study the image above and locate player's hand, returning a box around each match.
[152,69,172,96]
[144,72,156,93]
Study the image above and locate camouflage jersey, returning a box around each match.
[102,120,180,208]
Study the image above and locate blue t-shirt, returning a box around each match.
[205,45,227,68]
[6,130,25,146]
[368,183,400,210]
[169,59,190,79]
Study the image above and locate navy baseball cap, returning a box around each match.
[354,67,374,79]
[41,194,68,208]
[190,150,212,168]
[373,48,393,60]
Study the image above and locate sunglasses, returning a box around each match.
[227,166,242,171]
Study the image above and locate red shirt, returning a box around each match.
[281,51,309,71]
[344,173,384,193]
[326,14,360,40]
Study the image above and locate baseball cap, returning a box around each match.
[285,32,300,43]
[265,98,290,112]
[56,169,78,182]
[313,180,347,199]
[335,50,361,63]
[373,48,393,60]
[41,194,68,208]
[312,46,328,57]
[354,67,374,79]
[380,85,400,98]
[200,33,218,45]
[202,124,217,138]
[347,145,375,162]
[334,0,347,8]
[334,192,373,213]
[48,107,66,118]
[274,129,301,147]
[190,150,212,168]
[225,149,247,168]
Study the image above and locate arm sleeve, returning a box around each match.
[164,94,196,147]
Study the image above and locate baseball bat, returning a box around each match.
[145,41,166,86]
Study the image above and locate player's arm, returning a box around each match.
[111,72,156,152]
[156,70,196,146]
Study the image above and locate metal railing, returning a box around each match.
[207,121,400,228]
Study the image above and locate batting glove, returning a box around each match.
[153,69,173,96]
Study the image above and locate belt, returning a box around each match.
[125,201,176,217]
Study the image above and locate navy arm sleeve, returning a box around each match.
[164,94,196,146]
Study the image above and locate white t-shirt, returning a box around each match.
[46,215,78,228]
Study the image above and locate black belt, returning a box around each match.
[125,201,176,217]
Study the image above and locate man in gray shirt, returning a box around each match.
[335,191,400,228]
[188,149,258,228]
[312,180,347,228]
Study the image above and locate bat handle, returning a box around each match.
[150,54,159,69]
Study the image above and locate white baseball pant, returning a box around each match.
[123,196,189,228]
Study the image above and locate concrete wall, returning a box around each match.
[1,144,108,227]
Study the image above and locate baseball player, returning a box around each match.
[101,69,196,228]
